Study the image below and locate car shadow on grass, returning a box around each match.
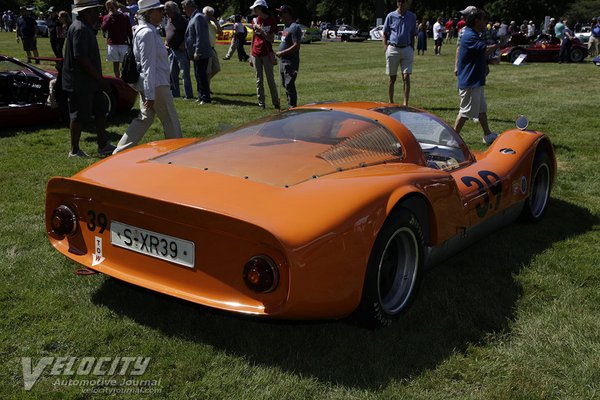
[91,198,597,389]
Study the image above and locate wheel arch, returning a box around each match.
[386,192,434,247]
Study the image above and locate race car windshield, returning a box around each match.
[153,109,404,187]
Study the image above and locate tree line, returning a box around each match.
[5,0,598,28]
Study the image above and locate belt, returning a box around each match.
[390,43,408,48]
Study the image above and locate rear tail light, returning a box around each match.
[50,205,78,237]
[243,255,279,293]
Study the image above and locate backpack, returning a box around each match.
[120,28,146,84]
[592,25,600,38]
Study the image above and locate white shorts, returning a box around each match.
[459,86,487,119]
[106,44,129,62]
[386,45,413,76]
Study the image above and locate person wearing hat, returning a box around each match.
[113,0,182,154]
[382,0,416,106]
[275,5,301,109]
[250,0,280,109]
[182,0,212,104]
[45,7,62,58]
[453,7,499,145]
[62,0,115,157]
[16,6,39,63]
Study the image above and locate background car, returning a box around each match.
[336,25,369,41]
[369,25,384,40]
[501,33,588,63]
[35,20,48,37]
[0,55,136,129]
[46,102,555,328]
[217,22,253,44]
[575,26,591,44]
[274,24,321,44]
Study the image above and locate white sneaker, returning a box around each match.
[68,149,89,158]
[483,132,498,145]
[98,143,116,156]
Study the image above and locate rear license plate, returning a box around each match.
[110,221,195,268]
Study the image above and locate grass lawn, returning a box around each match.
[1,31,599,399]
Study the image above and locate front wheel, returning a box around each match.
[354,208,424,328]
[520,150,552,222]
[510,48,524,63]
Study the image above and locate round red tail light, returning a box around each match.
[50,205,78,237]
[243,256,279,293]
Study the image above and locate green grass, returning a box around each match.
[1,32,600,399]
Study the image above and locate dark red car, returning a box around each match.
[0,55,137,129]
[501,33,588,63]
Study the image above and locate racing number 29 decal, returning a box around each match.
[461,170,502,218]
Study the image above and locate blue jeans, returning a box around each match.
[169,48,193,99]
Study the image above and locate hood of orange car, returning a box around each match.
[151,109,404,187]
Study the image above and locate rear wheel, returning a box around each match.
[520,150,552,222]
[569,48,584,63]
[354,208,424,328]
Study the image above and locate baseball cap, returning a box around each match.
[250,0,267,9]
[276,5,293,15]
[459,6,477,15]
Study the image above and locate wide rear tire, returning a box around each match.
[354,208,424,328]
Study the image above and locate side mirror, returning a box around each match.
[516,115,529,130]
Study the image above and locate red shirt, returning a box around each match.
[456,19,466,30]
[445,20,453,31]
[101,12,132,45]
[251,15,278,57]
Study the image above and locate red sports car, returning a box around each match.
[501,33,588,63]
[0,55,137,129]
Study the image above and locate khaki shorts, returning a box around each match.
[459,86,487,119]
[106,44,129,62]
[386,45,413,76]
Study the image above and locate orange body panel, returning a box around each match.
[46,103,555,319]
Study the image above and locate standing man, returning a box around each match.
[183,0,212,104]
[433,17,444,55]
[102,0,132,79]
[589,17,600,58]
[62,0,115,157]
[444,18,454,44]
[46,7,62,58]
[113,0,182,154]
[16,7,39,63]
[382,0,416,106]
[203,6,222,82]
[454,7,499,145]
[275,5,301,109]
[164,1,193,99]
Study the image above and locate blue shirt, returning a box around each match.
[457,27,487,89]
[382,10,416,47]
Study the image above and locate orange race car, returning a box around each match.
[46,102,556,327]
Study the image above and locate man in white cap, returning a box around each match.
[453,6,499,145]
[113,0,182,154]
[250,0,280,109]
[62,0,115,157]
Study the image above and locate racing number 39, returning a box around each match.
[87,210,108,233]
[461,170,502,218]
